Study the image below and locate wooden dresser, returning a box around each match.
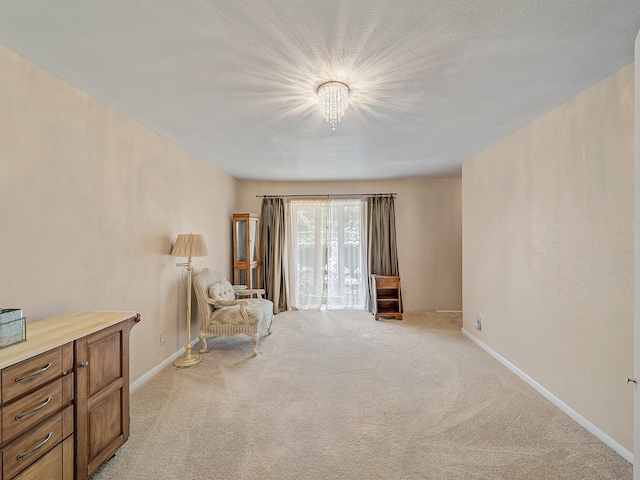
[371,275,403,321]
[0,311,139,480]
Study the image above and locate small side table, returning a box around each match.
[371,274,402,320]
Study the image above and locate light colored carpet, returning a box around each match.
[91,310,631,480]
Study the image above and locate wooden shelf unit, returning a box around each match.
[371,274,402,321]
[232,213,261,289]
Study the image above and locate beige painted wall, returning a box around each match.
[0,46,238,383]
[239,178,462,312]
[462,64,635,450]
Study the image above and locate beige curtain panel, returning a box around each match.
[366,195,401,311]
[260,197,289,313]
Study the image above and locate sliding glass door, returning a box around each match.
[288,198,367,310]
[326,199,367,309]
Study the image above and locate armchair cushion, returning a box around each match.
[209,281,235,301]
[213,300,239,308]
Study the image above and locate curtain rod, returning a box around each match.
[256,193,397,198]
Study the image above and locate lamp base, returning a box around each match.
[173,352,203,368]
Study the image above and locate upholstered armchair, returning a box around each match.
[193,268,273,356]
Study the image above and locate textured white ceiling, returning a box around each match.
[0,1,638,181]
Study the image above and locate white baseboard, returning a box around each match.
[130,338,199,393]
[461,328,633,464]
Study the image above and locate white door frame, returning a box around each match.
[633,28,639,480]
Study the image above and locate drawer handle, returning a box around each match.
[79,361,89,368]
[15,396,53,420]
[15,362,53,383]
[16,432,53,460]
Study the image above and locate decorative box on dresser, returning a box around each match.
[371,274,403,321]
[0,311,139,480]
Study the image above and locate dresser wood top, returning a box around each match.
[0,311,138,369]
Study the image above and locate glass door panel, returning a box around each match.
[236,220,247,262]
[250,219,258,262]
[235,268,248,287]
[251,266,259,289]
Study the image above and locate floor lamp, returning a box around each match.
[171,233,208,368]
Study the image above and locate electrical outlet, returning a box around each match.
[160,332,166,345]
[474,315,482,331]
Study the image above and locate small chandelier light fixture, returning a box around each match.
[317,81,350,131]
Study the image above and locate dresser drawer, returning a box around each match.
[12,435,74,480]
[12,436,72,480]
[13,443,62,480]
[3,405,73,479]
[1,375,72,443]
[2,343,73,404]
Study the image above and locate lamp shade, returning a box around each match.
[170,233,208,258]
